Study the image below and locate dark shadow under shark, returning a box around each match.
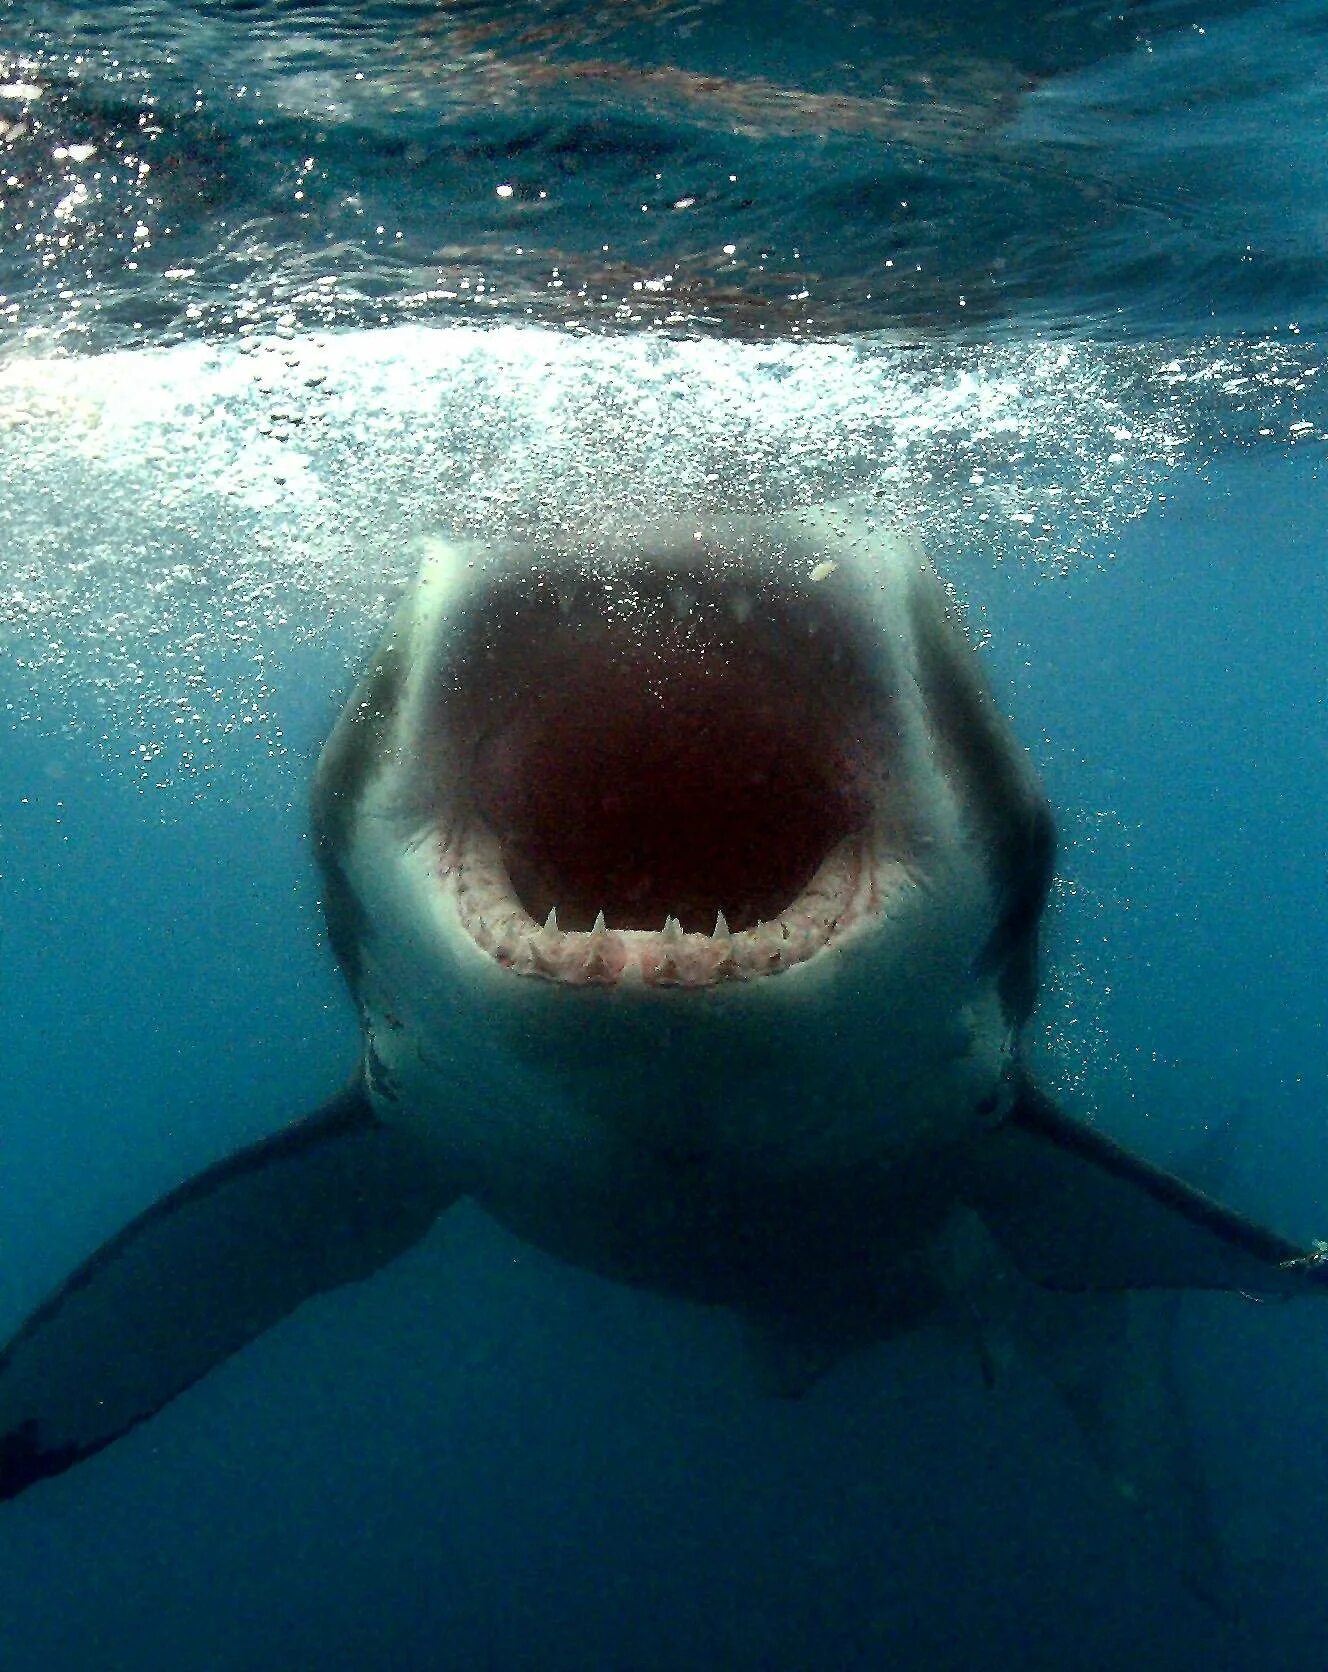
[2,514,1322,1604]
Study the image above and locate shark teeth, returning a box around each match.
[448,826,874,988]
[532,576,785,637]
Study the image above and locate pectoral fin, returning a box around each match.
[963,1072,1328,1297]
[0,1080,456,1501]
[953,1073,1327,1613]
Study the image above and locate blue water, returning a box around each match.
[1,4,1327,1668]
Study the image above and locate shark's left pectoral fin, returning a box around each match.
[0,1080,457,1502]
[963,1072,1328,1299]
[954,1074,1328,1611]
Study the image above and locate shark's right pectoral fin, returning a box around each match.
[0,1079,456,1502]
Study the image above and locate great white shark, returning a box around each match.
[2,512,1324,1574]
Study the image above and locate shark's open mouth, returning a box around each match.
[436,562,899,985]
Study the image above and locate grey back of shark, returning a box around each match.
[2,514,1323,1591]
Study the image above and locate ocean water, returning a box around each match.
[1,4,1326,1669]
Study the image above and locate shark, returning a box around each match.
[2,512,1323,1581]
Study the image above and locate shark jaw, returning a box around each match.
[313,512,1053,1164]
[435,553,908,988]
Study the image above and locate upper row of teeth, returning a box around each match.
[557,583,755,626]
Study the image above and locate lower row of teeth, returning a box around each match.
[545,907,729,939]
[466,900,825,985]
[444,826,864,984]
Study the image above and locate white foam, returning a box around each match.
[0,322,1319,774]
